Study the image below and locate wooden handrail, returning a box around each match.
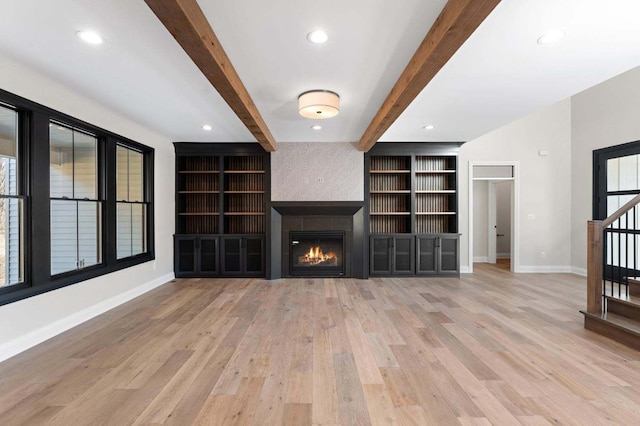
[602,193,640,227]
[587,193,640,314]
[586,220,603,313]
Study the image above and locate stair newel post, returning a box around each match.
[587,220,604,314]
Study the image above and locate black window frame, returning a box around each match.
[0,88,155,306]
[593,140,640,220]
[115,142,152,261]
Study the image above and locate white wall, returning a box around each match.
[0,53,175,361]
[571,66,640,274]
[459,99,573,273]
[271,142,363,201]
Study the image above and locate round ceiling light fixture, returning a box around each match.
[537,29,565,45]
[307,30,328,44]
[298,90,340,119]
[76,30,104,45]
[202,124,213,131]
[422,125,435,130]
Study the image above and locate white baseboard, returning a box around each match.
[473,256,488,263]
[496,253,510,259]
[460,266,472,274]
[0,272,174,363]
[571,267,587,277]
[515,265,574,273]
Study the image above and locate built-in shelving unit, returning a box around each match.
[177,156,220,234]
[365,143,462,277]
[369,156,411,234]
[223,155,266,234]
[415,156,457,233]
[174,143,269,278]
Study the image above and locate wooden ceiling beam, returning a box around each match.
[144,0,277,152]
[358,0,501,151]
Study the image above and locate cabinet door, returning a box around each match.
[370,236,392,275]
[174,236,197,276]
[416,236,438,275]
[244,237,264,276]
[438,234,459,275]
[392,236,415,274]
[221,237,243,275]
[199,237,219,274]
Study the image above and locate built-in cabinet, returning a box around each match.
[173,143,268,278]
[366,143,461,277]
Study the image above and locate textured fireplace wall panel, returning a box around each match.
[271,142,364,201]
[281,216,353,277]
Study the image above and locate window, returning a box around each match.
[0,104,24,287]
[0,87,155,306]
[117,144,147,258]
[49,123,101,275]
[594,141,640,219]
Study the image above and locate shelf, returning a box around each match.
[370,170,410,174]
[416,190,456,194]
[179,191,219,194]
[179,170,219,174]
[370,212,411,216]
[179,212,219,216]
[223,212,265,216]
[416,212,456,215]
[224,191,264,194]
[370,190,411,194]
[224,170,265,174]
[415,170,456,174]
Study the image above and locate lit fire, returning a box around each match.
[298,245,338,266]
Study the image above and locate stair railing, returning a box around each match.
[587,193,640,314]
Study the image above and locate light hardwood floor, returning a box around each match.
[1,264,640,425]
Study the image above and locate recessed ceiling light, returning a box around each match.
[202,124,212,131]
[422,125,435,130]
[311,125,322,130]
[537,29,565,45]
[76,30,104,45]
[307,30,328,44]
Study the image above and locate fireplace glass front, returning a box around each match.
[289,231,345,276]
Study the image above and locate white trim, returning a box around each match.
[0,272,174,363]
[517,265,574,273]
[473,256,489,263]
[496,253,510,259]
[468,161,520,274]
[488,182,497,264]
[460,266,472,274]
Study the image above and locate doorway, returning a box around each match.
[468,162,520,273]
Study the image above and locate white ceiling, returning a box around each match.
[1,0,640,146]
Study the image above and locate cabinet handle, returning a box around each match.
[240,238,243,249]
[389,238,394,249]
[195,238,200,249]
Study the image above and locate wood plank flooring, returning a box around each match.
[1,264,640,425]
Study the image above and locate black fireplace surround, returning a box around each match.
[269,202,365,279]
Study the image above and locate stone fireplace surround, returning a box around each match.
[269,201,365,279]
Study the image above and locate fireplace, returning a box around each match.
[290,231,345,276]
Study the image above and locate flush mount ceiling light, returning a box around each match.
[202,124,213,131]
[307,30,328,44]
[422,125,435,130]
[537,29,566,45]
[298,90,340,119]
[76,30,104,45]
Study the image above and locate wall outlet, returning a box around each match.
[527,213,536,220]
[318,177,324,184]
[541,251,546,258]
